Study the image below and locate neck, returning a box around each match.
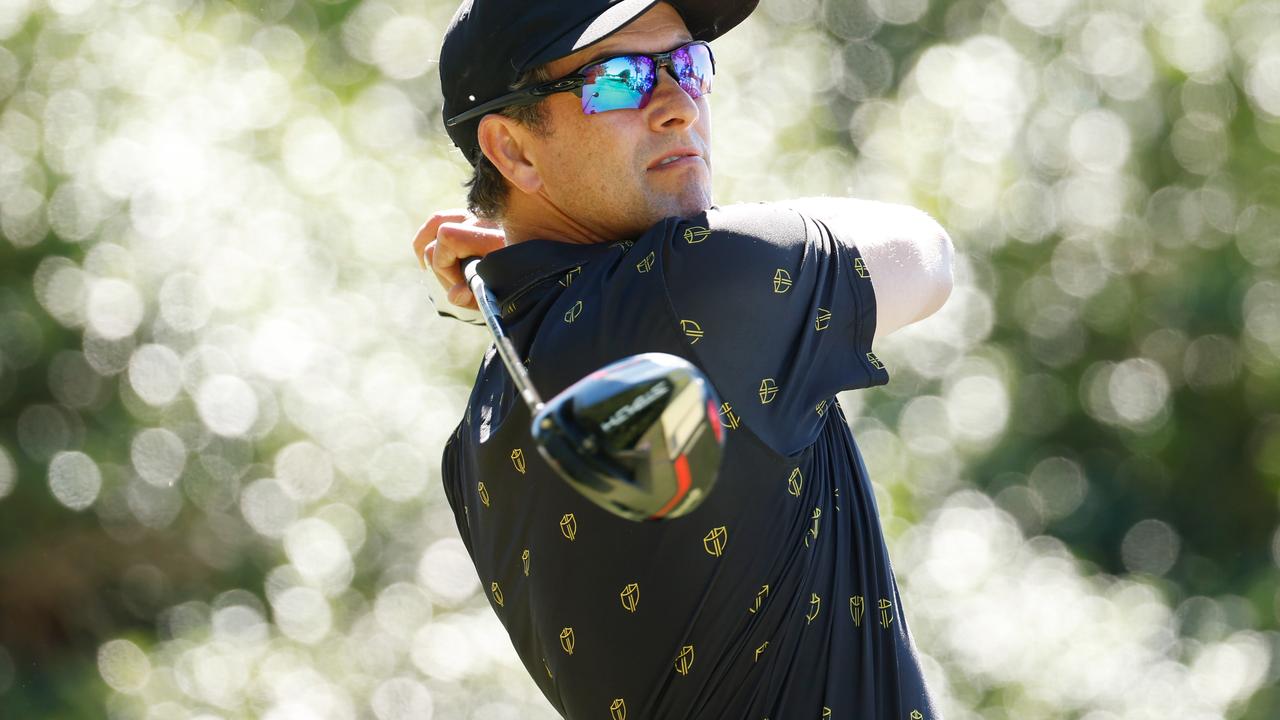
[501,192,628,246]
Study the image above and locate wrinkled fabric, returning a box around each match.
[442,203,939,720]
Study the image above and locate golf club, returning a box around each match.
[463,258,725,521]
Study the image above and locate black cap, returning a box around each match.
[439,0,758,165]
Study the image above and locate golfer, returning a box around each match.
[419,1,954,717]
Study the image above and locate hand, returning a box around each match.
[413,209,506,311]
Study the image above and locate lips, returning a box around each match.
[648,148,702,170]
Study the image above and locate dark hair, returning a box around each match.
[465,66,553,221]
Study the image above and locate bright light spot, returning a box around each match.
[128,344,183,406]
[1003,0,1076,33]
[98,638,151,693]
[1068,109,1131,172]
[867,0,928,25]
[33,258,88,328]
[211,604,268,645]
[158,272,212,333]
[411,621,474,683]
[196,374,259,437]
[898,395,952,455]
[371,677,434,720]
[1121,519,1180,576]
[86,278,144,340]
[282,117,345,189]
[945,369,1009,446]
[240,478,299,538]
[48,450,102,511]
[417,538,481,606]
[368,442,427,501]
[1245,45,1280,117]
[1108,358,1171,427]
[1028,456,1087,520]
[375,583,434,635]
[127,478,183,529]
[274,441,334,502]
[371,16,437,80]
[283,518,351,586]
[251,317,315,381]
[130,427,186,487]
[0,445,15,500]
[271,587,332,645]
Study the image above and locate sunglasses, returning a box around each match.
[446,41,715,127]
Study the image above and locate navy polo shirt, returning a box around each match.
[441,203,939,720]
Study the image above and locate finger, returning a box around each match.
[436,221,506,262]
[433,222,505,281]
[412,209,469,267]
[447,281,476,310]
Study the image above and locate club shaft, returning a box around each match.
[464,258,545,414]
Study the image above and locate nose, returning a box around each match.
[645,69,700,131]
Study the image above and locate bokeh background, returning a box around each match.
[1,0,1278,717]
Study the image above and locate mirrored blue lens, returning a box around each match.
[579,42,715,115]
[582,56,656,114]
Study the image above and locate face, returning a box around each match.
[516,3,713,240]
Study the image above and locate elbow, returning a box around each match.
[921,219,955,319]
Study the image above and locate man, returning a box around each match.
[419,1,954,717]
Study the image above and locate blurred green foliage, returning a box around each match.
[0,0,1277,718]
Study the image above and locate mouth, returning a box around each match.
[648,149,702,170]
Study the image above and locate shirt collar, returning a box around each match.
[475,239,623,309]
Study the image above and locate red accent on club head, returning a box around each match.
[707,399,723,443]
[648,453,692,520]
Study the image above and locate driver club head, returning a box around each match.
[531,353,725,522]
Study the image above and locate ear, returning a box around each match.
[477,114,543,195]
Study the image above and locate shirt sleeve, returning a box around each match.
[657,202,889,456]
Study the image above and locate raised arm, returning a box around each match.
[785,198,955,343]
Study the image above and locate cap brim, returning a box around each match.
[525,0,758,69]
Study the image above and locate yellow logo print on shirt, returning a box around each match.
[609,698,627,720]
[703,526,727,557]
[559,627,575,655]
[680,319,703,344]
[521,549,530,576]
[787,468,803,497]
[911,712,924,720]
[806,593,821,624]
[879,598,894,628]
[754,641,768,662]
[719,403,740,430]
[560,513,577,541]
[816,399,827,417]
[511,448,526,474]
[490,581,504,607]
[620,583,639,613]
[636,251,655,273]
[867,351,884,369]
[477,482,490,507]
[675,645,694,676]
[503,300,517,315]
[749,584,769,614]
[683,226,711,244]
[559,266,581,287]
[758,378,778,404]
[850,595,865,627]
[815,308,831,331]
[564,300,583,323]
[773,269,792,294]
[804,507,821,547]
[822,708,832,719]
[854,257,869,278]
